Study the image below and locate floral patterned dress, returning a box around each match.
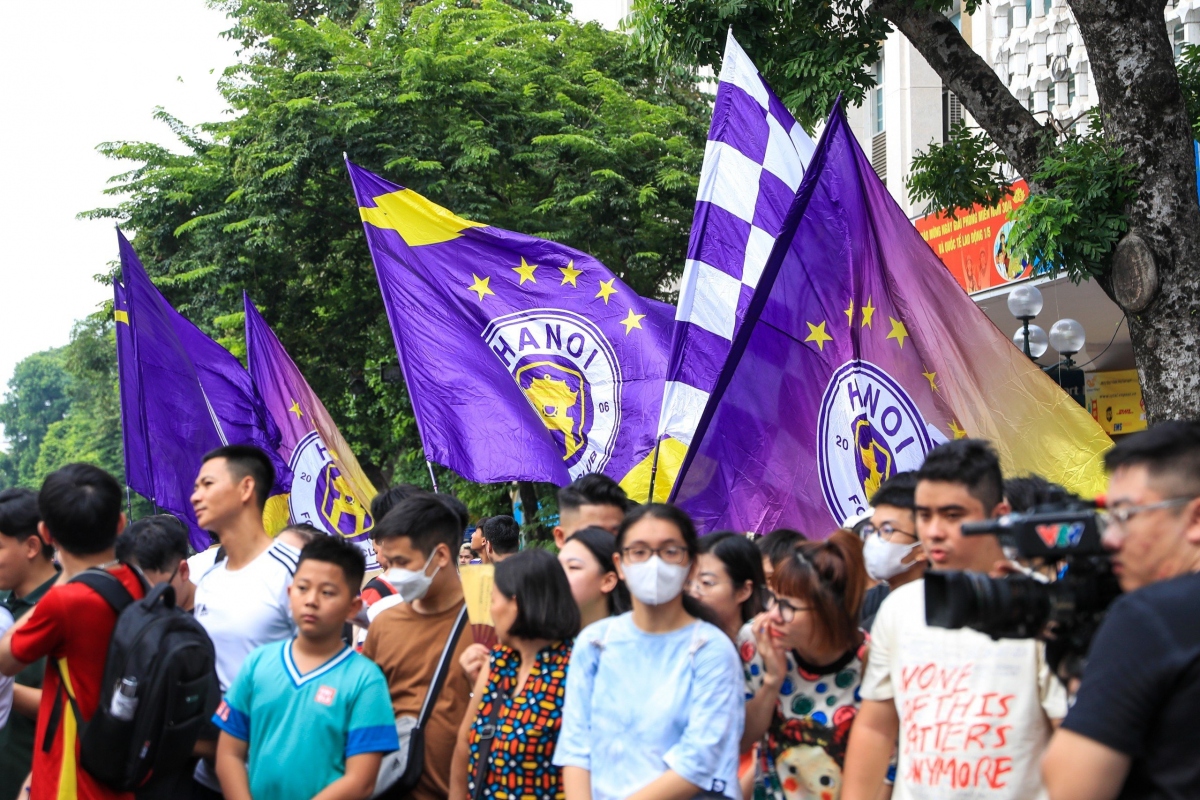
[738,624,869,800]
[466,640,573,800]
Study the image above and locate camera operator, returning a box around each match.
[1043,421,1200,800]
[843,439,1067,800]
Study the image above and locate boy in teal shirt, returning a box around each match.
[214,536,398,800]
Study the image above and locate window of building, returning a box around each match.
[1048,82,1055,107]
[872,58,885,135]
[943,86,964,142]
[1068,73,1076,103]
[1174,25,1185,60]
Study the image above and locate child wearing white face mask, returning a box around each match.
[363,494,477,800]
[555,504,746,800]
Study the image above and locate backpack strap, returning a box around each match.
[417,604,469,728]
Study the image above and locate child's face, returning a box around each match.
[289,560,362,640]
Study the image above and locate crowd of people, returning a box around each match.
[0,421,1198,800]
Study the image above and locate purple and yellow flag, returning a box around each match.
[244,296,378,567]
[348,161,673,492]
[115,232,290,550]
[672,104,1111,535]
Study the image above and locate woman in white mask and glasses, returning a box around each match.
[858,471,926,631]
[555,504,745,800]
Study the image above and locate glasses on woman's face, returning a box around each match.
[621,543,690,565]
[860,522,918,544]
[763,592,809,623]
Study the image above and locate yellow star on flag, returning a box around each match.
[468,274,494,301]
[922,368,938,392]
[596,279,618,305]
[861,297,876,329]
[512,257,538,285]
[886,317,909,348]
[948,419,968,439]
[620,308,646,334]
[843,300,854,326]
[559,260,582,287]
[288,400,303,419]
[804,320,833,351]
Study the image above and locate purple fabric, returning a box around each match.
[347,161,672,485]
[672,104,955,535]
[115,232,289,550]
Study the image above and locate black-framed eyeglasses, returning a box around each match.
[621,544,690,565]
[763,592,810,623]
[859,522,918,543]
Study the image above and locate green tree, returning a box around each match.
[632,0,1200,423]
[0,348,73,488]
[86,0,709,528]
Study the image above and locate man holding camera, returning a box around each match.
[843,439,1067,800]
[1043,421,1200,800]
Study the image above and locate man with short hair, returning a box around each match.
[188,444,299,797]
[481,515,520,562]
[552,473,630,548]
[0,464,146,800]
[1043,421,1200,800]
[859,472,925,630]
[843,439,1066,800]
[0,488,58,800]
[116,514,194,611]
[364,494,477,800]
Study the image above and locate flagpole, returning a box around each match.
[646,439,663,504]
[426,460,440,493]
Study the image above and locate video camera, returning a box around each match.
[924,501,1122,682]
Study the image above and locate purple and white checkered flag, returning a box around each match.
[658,32,816,457]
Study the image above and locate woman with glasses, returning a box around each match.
[555,504,744,800]
[690,532,767,643]
[740,532,868,800]
[859,472,924,631]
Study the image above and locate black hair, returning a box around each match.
[870,471,918,510]
[369,484,426,534]
[38,463,124,556]
[557,473,630,515]
[202,444,275,510]
[483,515,521,555]
[494,549,581,641]
[916,439,1004,513]
[282,522,324,545]
[757,528,806,566]
[697,531,766,623]
[1003,475,1078,513]
[617,504,717,625]
[115,514,189,573]
[1104,421,1200,496]
[564,526,631,615]
[0,487,50,559]
[374,493,462,558]
[297,534,366,593]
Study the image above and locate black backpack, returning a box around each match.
[45,566,218,791]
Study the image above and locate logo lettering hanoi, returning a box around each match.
[483,309,622,478]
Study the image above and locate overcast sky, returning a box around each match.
[0,0,622,415]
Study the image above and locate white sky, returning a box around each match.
[0,0,621,414]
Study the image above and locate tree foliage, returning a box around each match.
[77,0,708,525]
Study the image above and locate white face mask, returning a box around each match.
[623,555,690,606]
[384,554,442,603]
[863,534,921,582]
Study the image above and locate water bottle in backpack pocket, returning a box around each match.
[48,568,218,792]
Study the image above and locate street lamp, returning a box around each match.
[1007,285,1089,407]
[1012,324,1049,359]
[1007,285,1045,358]
[1048,318,1087,368]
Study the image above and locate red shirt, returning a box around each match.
[11,565,144,800]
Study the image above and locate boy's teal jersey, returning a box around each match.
[213,640,398,800]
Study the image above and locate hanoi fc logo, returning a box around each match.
[818,361,935,525]
[483,309,621,478]
[289,431,374,542]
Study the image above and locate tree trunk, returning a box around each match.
[1067,0,1200,422]
[517,480,544,539]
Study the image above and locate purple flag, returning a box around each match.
[671,104,1110,535]
[115,232,290,550]
[348,161,673,489]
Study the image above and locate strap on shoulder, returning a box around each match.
[417,604,469,727]
[70,568,137,615]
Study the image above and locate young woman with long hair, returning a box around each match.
[558,526,631,629]
[690,531,766,643]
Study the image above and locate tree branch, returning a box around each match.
[871,1,1052,182]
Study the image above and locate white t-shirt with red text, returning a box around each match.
[860,580,1067,800]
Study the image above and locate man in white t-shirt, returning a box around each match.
[843,439,1067,800]
[188,445,299,798]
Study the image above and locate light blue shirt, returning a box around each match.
[553,613,744,800]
